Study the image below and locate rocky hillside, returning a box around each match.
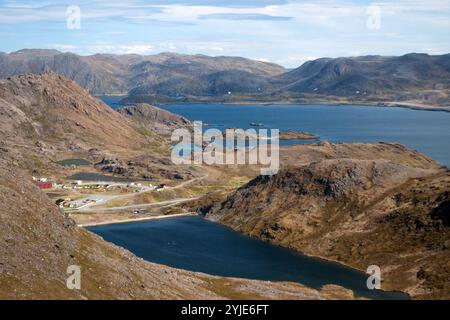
[0,49,286,95]
[0,72,196,180]
[3,50,449,108]
[206,144,450,299]
[117,103,191,136]
[273,53,450,107]
[0,72,150,153]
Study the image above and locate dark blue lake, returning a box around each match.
[88,216,409,300]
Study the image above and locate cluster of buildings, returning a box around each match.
[33,176,167,195]
[32,177,54,189]
[55,198,75,208]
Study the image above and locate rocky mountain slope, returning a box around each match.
[125,53,450,108]
[0,72,151,152]
[0,49,286,95]
[0,72,195,180]
[206,143,450,299]
[116,103,191,136]
[4,50,449,108]
[273,53,450,107]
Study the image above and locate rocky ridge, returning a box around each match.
[206,144,450,299]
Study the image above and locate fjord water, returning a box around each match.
[155,103,450,167]
[88,216,408,300]
[97,95,128,109]
[103,99,450,166]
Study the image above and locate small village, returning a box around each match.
[32,176,166,211]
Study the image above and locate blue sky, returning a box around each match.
[0,0,449,67]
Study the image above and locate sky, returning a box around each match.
[0,0,449,67]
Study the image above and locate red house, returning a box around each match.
[35,182,53,189]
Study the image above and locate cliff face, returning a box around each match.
[0,50,286,95]
[207,147,450,299]
[117,103,191,136]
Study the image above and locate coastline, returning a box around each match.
[224,101,450,113]
[145,99,450,113]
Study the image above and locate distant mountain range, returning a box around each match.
[0,49,285,95]
[1,49,449,109]
[271,53,450,109]
[277,54,450,95]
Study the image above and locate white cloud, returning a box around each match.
[2,0,450,68]
[1,0,449,27]
[52,43,156,55]
[51,44,78,51]
[276,55,320,66]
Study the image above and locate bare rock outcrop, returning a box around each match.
[117,103,191,136]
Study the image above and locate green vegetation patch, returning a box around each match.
[56,158,91,167]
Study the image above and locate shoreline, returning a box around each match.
[136,99,450,113]
[78,212,197,227]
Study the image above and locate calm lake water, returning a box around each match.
[56,158,91,167]
[88,216,409,300]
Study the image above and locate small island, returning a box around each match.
[279,131,319,140]
[209,129,319,141]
